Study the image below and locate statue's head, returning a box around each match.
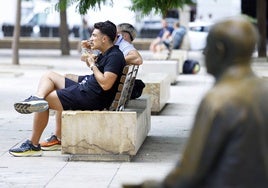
[204,16,259,78]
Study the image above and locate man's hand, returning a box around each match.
[80,40,92,57]
[84,54,98,68]
[81,40,91,49]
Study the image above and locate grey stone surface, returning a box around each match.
[0,49,215,187]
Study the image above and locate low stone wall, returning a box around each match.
[0,37,153,51]
[133,38,152,50]
[0,37,79,49]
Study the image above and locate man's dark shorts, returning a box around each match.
[56,76,102,111]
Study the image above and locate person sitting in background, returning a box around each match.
[163,21,186,50]
[123,16,268,188]
[149,19,174,53]
[115,23,143,65]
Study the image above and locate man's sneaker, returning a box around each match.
[14,96,49,114]
[9,140,43,157]
[40,135,61,151]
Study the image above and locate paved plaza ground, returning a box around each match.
[0,48,216,187]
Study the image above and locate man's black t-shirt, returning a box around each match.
[79,46,126,109]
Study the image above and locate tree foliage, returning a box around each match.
[56,0,109,15]
[57,0,194,17]
[130,0,194,18]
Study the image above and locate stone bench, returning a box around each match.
[137,73,170,114]
[139,60,179,84]
[61,96,151,161]
[61,65,151,161]
[146,49,188,74]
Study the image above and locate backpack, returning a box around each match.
[183,59,200,74]
[130,79,145,99]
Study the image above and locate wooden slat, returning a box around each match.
[109,65,140,111]
[126,65,140,102]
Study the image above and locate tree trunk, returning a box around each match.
[257,0,267,57]
[12,0,21,65]
[59,7,70,55]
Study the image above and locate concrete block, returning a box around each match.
[61,97,151,161]
[139,60,179,84]
[137,73,170,113]
[143,50,188,74]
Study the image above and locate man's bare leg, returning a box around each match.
[39,73,79,147]
[9,72,66,156]
[14,71,66,114]
[31,72,79,145]
[51,73,79,140]
[35,71,66,98]
[23,71,65,145]
[55,111,62,139]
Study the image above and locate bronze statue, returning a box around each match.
[124,16,268,187]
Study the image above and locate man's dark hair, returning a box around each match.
[94,20,117,42]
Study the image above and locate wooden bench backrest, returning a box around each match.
[109,65,139,111]
[126,65,139,102]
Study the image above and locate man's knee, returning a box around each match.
[41,71,56,79]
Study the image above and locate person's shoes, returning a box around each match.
[9,140,43,157]
[40,135,61,151]
[14,96,49,114]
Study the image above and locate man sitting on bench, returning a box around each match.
[40,22,143,152]
[9,20,126,157]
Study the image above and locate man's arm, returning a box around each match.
[125,50,143,65]
[91,66,118,91]
[85,55,118,91]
